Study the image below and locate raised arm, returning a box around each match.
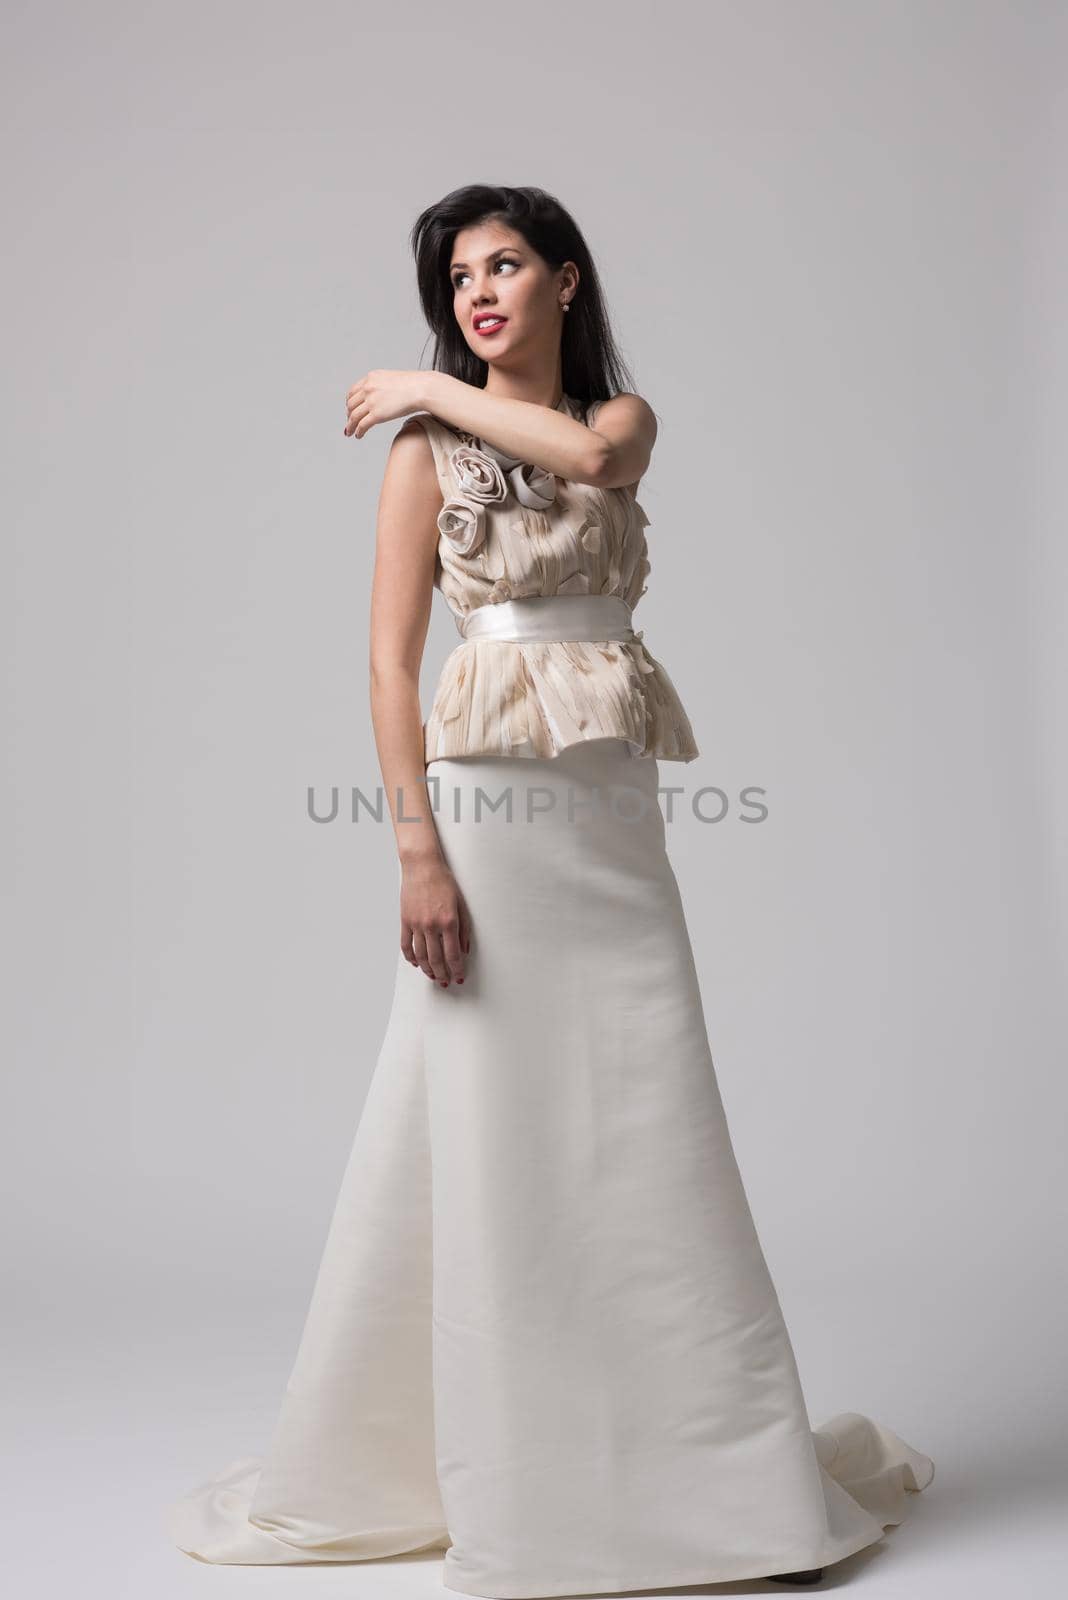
[344,370,657,491]
[419,376,658,490]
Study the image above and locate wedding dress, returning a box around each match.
[168,396,934,1595]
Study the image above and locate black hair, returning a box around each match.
[409,185,637,414]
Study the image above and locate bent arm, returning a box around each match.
[369,418,445,867]
[424,375,657,490]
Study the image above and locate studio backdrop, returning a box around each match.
[5,3,1065,1598]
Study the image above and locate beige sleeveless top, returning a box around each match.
[412,393,699,765]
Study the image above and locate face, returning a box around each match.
[449,220,576,362]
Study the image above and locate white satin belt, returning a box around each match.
[457,594,635,644]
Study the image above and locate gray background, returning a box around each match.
[5,1,1065,1595]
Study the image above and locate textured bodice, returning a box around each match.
[412,393,699,764]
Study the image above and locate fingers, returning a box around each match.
[401,915,469,988]
[344,399,371,438]
[423,929,452,987]
[408,927,435,982]
[344,375,380,436]
[440,918,466,985]
[406,926,448,985]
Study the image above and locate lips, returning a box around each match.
[473,314,508,333]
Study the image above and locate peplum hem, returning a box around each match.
[423,635,700,765]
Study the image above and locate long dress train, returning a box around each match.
[168,738,934,1597]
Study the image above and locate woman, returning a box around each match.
[169,186,934,1594]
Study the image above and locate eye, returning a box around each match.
[451,258,520,291]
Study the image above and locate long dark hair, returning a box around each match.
[409,185,636,414]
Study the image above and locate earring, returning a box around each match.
[561,301,570,313]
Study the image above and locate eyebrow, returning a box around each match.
[449,247,519,272]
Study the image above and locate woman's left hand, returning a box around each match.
[344,370,434,438]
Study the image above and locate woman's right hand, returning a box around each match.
[400,854,471,988]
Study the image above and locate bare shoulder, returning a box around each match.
[386,414,438,472]
[392,413,435,450]
[378,415,442,508]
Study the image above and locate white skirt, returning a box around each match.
[168,737,934,1596]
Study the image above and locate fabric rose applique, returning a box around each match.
[436,500,485,557]
[451,444,508,505]
[437,437,558,557]
[476,437,557,511]
[436,444,509,557]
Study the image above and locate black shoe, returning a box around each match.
[768,1571,824,1586]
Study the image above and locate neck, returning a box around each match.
[482,373,565,410]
